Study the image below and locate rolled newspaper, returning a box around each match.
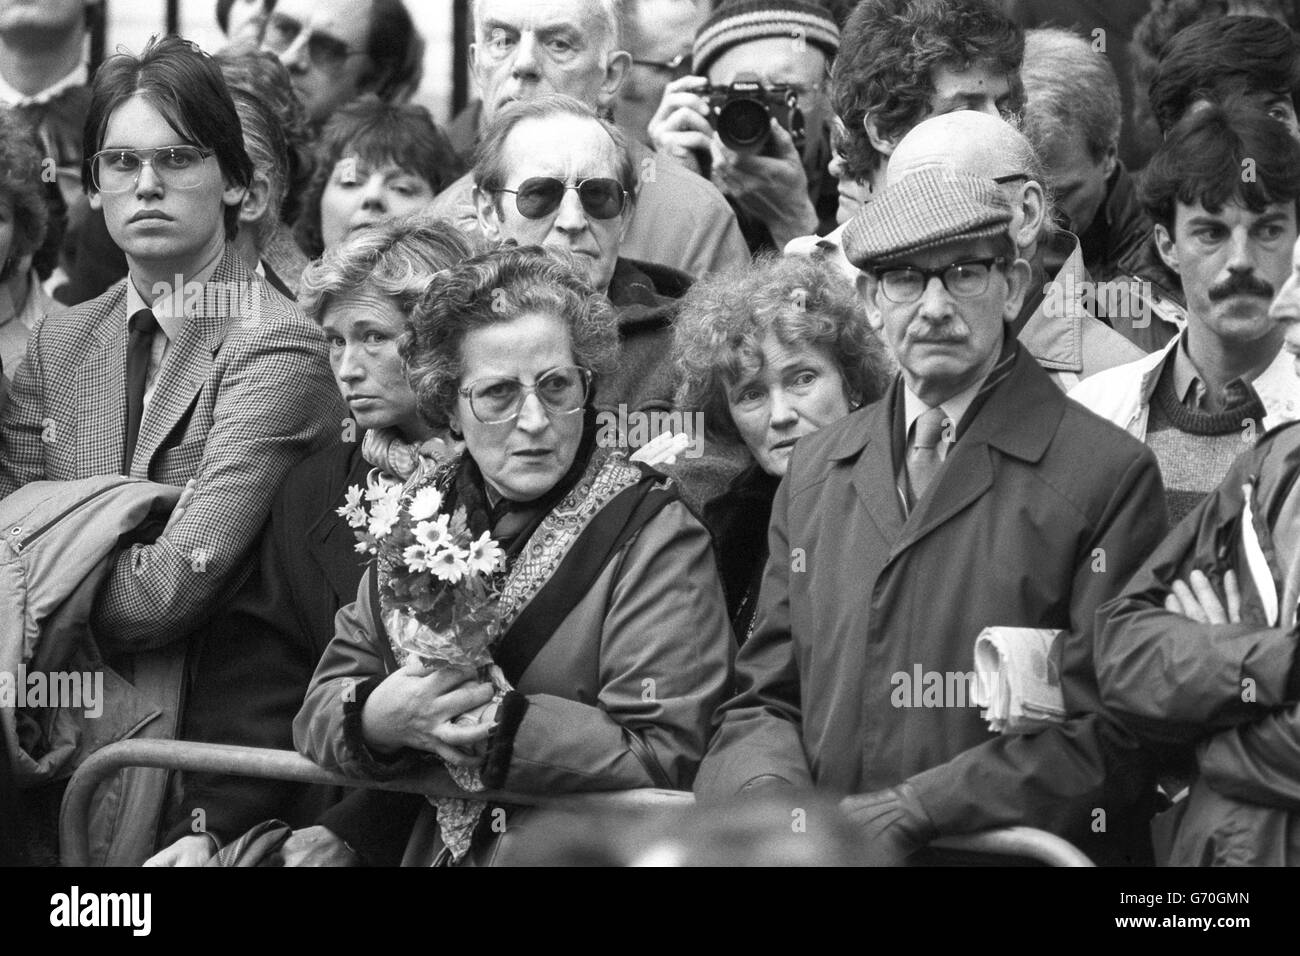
[972,627,1067,734]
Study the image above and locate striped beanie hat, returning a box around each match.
[692,0,840,77]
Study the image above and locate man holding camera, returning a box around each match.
[648,0,840,253]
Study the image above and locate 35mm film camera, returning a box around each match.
[701,73,807,154]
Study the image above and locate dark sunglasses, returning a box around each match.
[263,13,366,67]
[495,177,628,220]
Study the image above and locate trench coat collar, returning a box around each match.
[827,342,1065,550]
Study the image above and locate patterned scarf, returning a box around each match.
[361,427,457,484]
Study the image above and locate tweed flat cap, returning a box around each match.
[842,167,1013,269]
[693,0,840,77]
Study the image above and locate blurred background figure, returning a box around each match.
[294,96,464,258]
[260,0,423,128]
[1021,26,1150,284]
[498,791,870,866]
[215,0,273,47]
[0,106,65,388]
[0,0,124,306]
[216,47,315,297]
[1128,0,1298,165]
[673,254,892,641]
[616,0,708,146]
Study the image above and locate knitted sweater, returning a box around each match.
[1145,362,1265,524]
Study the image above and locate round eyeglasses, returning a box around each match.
[873,256,1009,304]
[90,146,216,193]
[495,177,628,221]
[458,366,592,425]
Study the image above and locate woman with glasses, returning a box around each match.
[294,96,464,258]
[673,254,893,642]
[294,245,734,866]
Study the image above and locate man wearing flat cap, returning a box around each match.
[696,167,1169,865]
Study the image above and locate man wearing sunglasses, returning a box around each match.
[697,167,1167,867]
[472,95,703,463]
[0,36,338,864]
[426,0,748,281]
[260,0,421,127]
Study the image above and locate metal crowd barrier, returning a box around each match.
[59,739,1094,867]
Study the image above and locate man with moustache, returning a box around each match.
[425,0,748,280]
[884,110,1144,392]
[1092,234,1300,866]
[696,167,1167,866]
[1071,104,1300,524]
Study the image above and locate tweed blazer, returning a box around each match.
[0,245,342,649]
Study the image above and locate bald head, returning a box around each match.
[887,110,1048,257]
[888,111,1036,184]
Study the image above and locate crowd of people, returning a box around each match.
[2,0,1299,868]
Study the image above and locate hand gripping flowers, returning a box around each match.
[338,466,509,860]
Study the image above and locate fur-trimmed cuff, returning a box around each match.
[480,691,529,790]
[343,675,419,778]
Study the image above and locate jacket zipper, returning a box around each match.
[12,482,125,551]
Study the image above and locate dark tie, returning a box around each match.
[123,308,159,474]
[907,405,950,506]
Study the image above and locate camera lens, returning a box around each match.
[717,98,770,149]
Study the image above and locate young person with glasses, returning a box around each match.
[0,34,340,865]
[293,245,734,866]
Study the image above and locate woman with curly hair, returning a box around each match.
[674,254,893,642]
[293,96,464,258]
[294,245,733,865]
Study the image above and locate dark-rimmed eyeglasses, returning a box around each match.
[458,366,593,425]
[494,177,628,221]
[992,172,1029,185]
[90,146,216,193]
[263,13,367,68]
[873,256,1009,304]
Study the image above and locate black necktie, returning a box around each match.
[123,308,159,474]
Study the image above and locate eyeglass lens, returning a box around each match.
[512,178,625,220]
[468,367,590,424]
[92,147,209,192]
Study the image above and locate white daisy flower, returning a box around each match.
[465,530,505,575]
[428,545,470,584]
[367,495,401,539]
[414,514,453,551]
[336,485,368,528]
[407,486,444,522]
[403,543,432,573]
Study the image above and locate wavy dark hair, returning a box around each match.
[82,35,253,240]
[673,253,895,445]
[402,245,620,434]
[1140,98,1300,234]
[293,96,465,257]
[1149,16,1300,135]
[831,0,1023,184]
